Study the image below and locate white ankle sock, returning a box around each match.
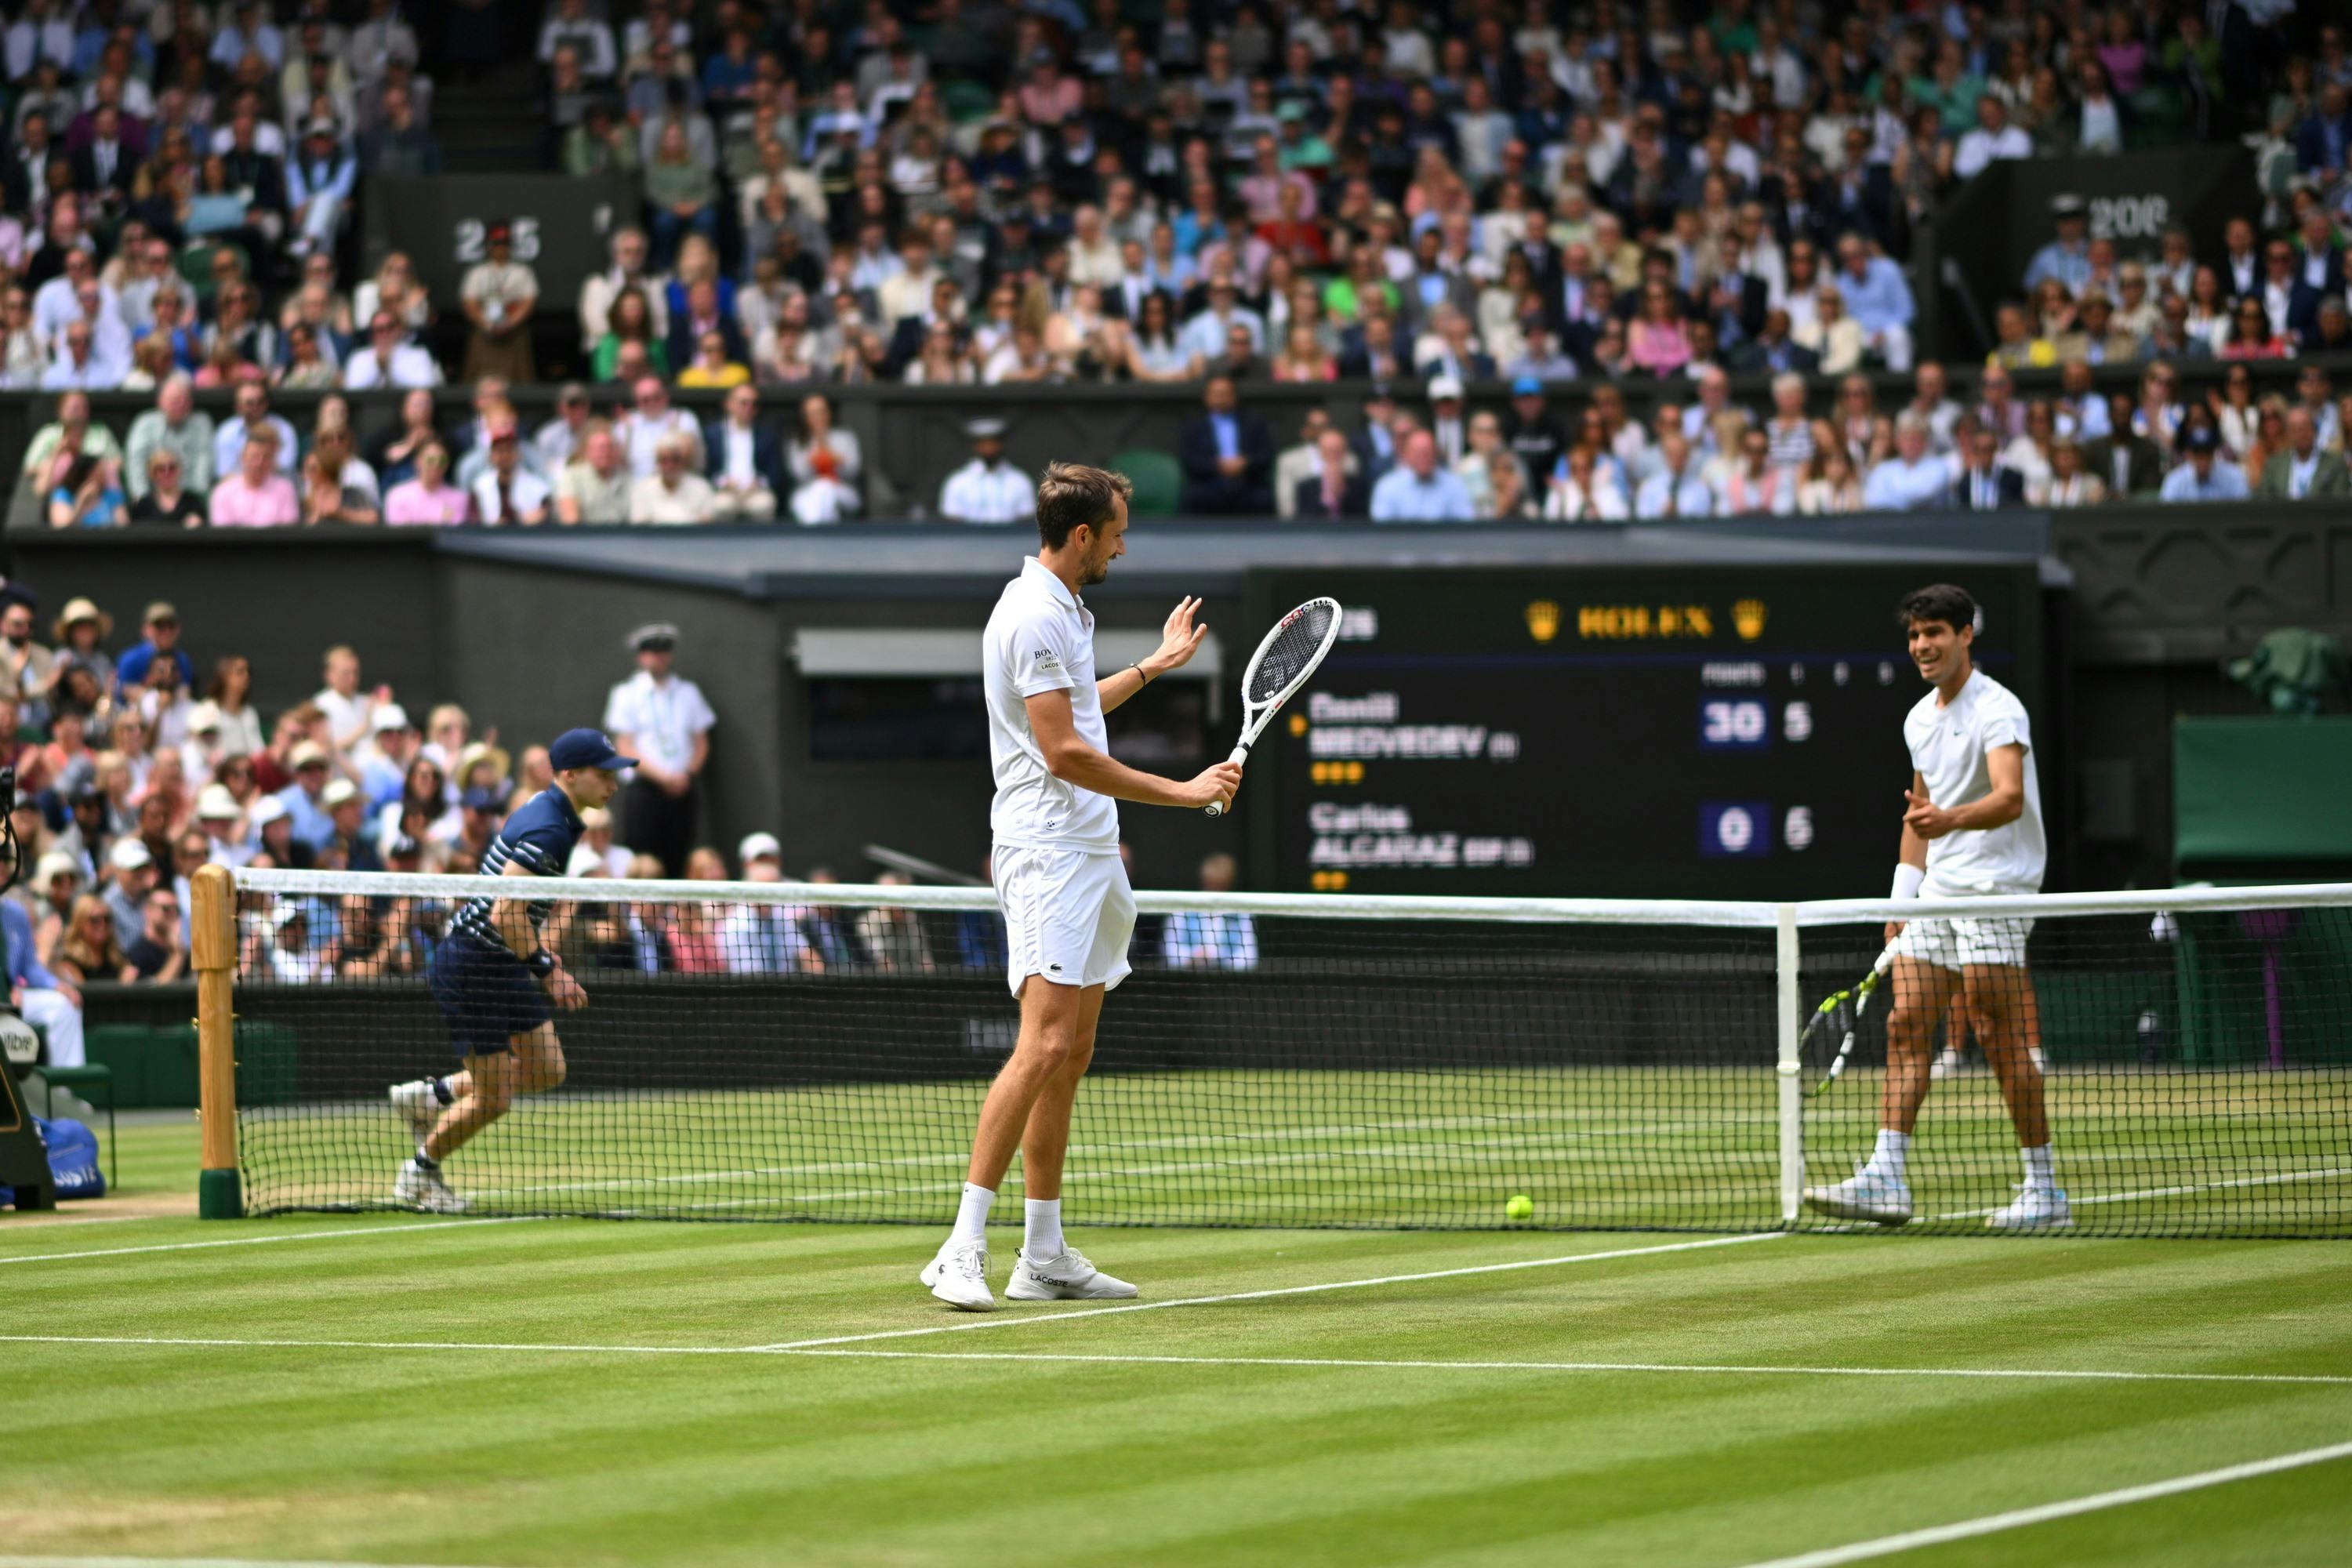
[1024,1198,1064,1261]
[1870,1128,1911,1181]
[2020,1144,2056,1192]
[949,1181,995,1246]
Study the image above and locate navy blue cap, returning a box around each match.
[548,727,637,773]
[459,786,505,811]
[1512,376,1544,397]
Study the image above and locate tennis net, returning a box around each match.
[202,869,2352,1237]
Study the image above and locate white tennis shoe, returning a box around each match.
[1005,1247,1138,1301]
[1986,1186,2073,1230]
[920,1239,996,1311]
[389,1079,441,1140]
[1801,1166,1913,1225]
[392,1158,468,1214]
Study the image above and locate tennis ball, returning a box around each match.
[1505,1195,1534,1221]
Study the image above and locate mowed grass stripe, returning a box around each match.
[1726,1438,2352,1568]
[1777,1458,2352,1568]
[1038,1371,2352,1568]
[234,1066,2352,1236]
[8,1335,2346,1391]
[10,1123,2350,1566]
[9,1220,2347,1388]
[903,1240,2352,1406]
[1361,1245,2352,1394]
[4,1240,2347,1566]
[397,1355,2352,1564]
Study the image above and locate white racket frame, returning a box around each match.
[1204,596,1343,818]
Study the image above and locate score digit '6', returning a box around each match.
[1784,807,1814,851]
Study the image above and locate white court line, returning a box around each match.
[1904,1165,2352,1227]
[771,1354,2352,1382]
[0,1558,506,1568]
[753,1232,1786,1349]
[0,1216,535,1266]
[1727,1439,2352,1568]
[0,1559,507,1568]
[0,1333,751,1356]
[2,1332,2345,1392]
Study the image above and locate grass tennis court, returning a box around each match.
[2,1117,2347,1567]
[233,1066,2352,1236]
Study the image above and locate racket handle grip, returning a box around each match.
[1203,744,1250,818]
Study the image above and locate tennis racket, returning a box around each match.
[1203,596,1342,818]
[1803,946,1898,1098]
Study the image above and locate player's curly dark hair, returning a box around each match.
[1897,583,1978,634]
[1036,463,1132,550]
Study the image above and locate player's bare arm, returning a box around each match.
[1887,770,1931,945]
[1025,686,1240,809]
[1902,744,2026,839]
[490,858,541,960]
[492,832,584,1009]
[1098,596,1208,716]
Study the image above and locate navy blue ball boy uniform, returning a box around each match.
[422,728,636,1057]
[427,786,587,1054]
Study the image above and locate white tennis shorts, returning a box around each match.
[994,842,1135,996]
[1890,913,2034,971]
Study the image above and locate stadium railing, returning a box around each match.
[191,867,2352,1238]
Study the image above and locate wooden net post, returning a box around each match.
[192,863,242,1218]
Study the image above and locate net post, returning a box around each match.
[1774,903,1802,1228]
[192,864,242,1220]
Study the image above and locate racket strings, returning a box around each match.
[1248,604,1338,705]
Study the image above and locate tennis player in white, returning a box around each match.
[1804,583,2070,1230]
[922,462,1244,1310]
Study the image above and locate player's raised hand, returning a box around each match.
[1152,596,1209,673]
[1184,758,1244,811]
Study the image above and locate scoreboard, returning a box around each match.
[1243,564,2049,900]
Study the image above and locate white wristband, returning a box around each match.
[1890,863,1926,901]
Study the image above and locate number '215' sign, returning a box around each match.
[453,217,543,264]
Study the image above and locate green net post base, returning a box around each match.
[198,1167,243,1220]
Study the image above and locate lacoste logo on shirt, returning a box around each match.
[1047,962,1065,974]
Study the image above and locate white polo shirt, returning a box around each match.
[940,459,1036,524]
[1904,667,2045,895]
[983,557,1118,853]
[602,670,716,779]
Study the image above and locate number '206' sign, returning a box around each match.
[2085,194,2170,241]
[453,217,543,264]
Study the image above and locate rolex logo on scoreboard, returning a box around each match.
[1525,600,1560,643]
[1733,599,1767,641]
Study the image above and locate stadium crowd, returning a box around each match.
[4,2,2352,526]
[0,587,1260,1054]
